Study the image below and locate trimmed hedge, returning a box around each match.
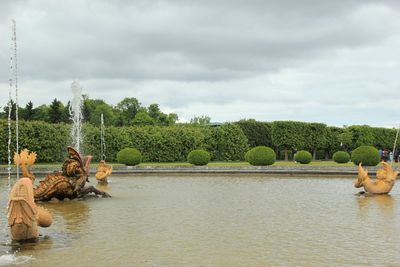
[187,149,210,165]
[116,148,142,166]
[246,146,276,166]
[333,151,350,163]
[295,150,312,164]
[0,120,249,163]
[351,145,380,166]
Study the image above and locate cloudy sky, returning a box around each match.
[1,0,400,126]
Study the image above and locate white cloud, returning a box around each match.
[0,0,400,127]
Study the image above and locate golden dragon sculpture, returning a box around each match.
[95,160,113,184]
[13,147,111,201]
[355,162,398,194]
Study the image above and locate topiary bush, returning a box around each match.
[116,147,142,166]
[187,149,211,166]
[333,151,350,163]
[351,145,380,166]
[294,150,312,164]
[246,146,276,166]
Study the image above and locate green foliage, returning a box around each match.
[0,120,70,163]
[132,111,155,126]
[294,150,312,164]
[303,122,327,159]
[271,121,306,150]
[332,151,350,163]
[187,149,211,165]
[204,123,249,161]
[116,147,142,166]
[246,146,276,166]
[351,145,380,166]
[348,125,374,149]
[190,115,211,126]
[235,119,272,148]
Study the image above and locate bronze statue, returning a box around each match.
[95,160,113,184]
[355,162,398,194]
[7,177,53,241]
[15,147,111,201]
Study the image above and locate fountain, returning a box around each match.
[69,81,83,154]
[95,113,113,184]
[355,162,398,194]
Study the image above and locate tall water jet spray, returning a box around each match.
[70,81,83,154]
[8,19,19,183]
[100,113,106,160]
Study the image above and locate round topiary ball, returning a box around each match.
[187,149,211,166]
[351,145,380,166]
[246,146,276,166]
[294,150,312,164]
[116,147,142,166]
[333,151,350,163]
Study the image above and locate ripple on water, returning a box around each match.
[0,254,32,266]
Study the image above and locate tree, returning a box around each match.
[132,111,155,126]
[303,123,327,160]
[48,98,63,123]
[116,97,141,126]
[33,104,49,121]
[271,121,305,160]
[3,99,16,120]
[22,101,35,121]
[167,113,179,125]
[190,115,211,126]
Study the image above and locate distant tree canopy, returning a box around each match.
[1,96,179,127]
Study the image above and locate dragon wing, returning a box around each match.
[377,162,399,183]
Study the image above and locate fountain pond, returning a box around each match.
[1,174,400,266]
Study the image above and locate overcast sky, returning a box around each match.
[1,0,400,126]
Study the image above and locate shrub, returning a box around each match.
[333,151,350,163]
[187,149,211,165]
[294,150,312,164]
[351,145,380,166]
[116,147,142,166]
[246,146,276,166]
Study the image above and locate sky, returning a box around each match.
[0,0,400,127]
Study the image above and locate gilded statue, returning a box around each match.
[14,147,111,201]
[95,160,113,184]
[355,162,398,194]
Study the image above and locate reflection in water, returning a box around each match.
[356,194,395,217]
[43,199,91,231]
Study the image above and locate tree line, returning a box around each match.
[0,96,179,127]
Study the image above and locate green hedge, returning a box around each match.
[0,120,249,163]
[246,146,276,166]
[333,151,350,163]
[117,147,142,165]
[187,149,210,165]
[351,145,380,166]
[294,150,312,164]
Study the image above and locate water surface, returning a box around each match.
[0,175,399,266]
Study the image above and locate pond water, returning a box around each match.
[0,175,399,266]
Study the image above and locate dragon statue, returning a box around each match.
[355,162,398,194]
[95,160,113,184]
[14,147,111,201]
[7,177,53,241]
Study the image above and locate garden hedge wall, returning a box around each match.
[0,120,249,163]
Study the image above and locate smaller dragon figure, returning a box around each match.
[7,177,53,241]
[355,162,398,194]
[95,160,113,184]
[15,147,111,201]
